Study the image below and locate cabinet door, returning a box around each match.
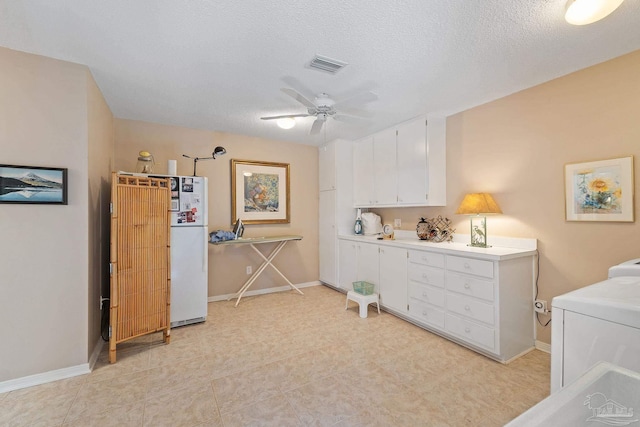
[353,137,375,206]
[338,239,357,291]
[319,190,336,285]
[357,242,380,293]
[319,142,336,191]
[397,118,427,205]
[379,246,408,313]
[373,128,397,205]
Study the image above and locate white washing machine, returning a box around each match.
[551,263,640,393]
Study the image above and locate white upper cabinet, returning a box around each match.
[372,128,398,205]
[319,142,336,191]
[397,117,427,205]
[353,137,375,206]
[353,115,446,207]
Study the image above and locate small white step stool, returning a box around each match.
[345,291,380,318]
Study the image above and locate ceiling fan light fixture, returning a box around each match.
[277,117,296,129]
[565,0,624,25]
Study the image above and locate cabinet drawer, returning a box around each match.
[408,250,445,268]
[446,255,494,279]
[446,272,495,302]
[445,313,495,351]
[446,292,495,326]
[408,264,445,288]
[408,283,444,308]
[409,300,445,329]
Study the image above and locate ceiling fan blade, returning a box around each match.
[333,91,378,109]
[281,88,316,109]
[338,107,374,118]
[260,113,310,120]
[333,114,367,124]
[310,118,325,134]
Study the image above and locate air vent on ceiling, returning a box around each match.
[308,55,348,74]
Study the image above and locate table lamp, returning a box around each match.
[455,193,502,248]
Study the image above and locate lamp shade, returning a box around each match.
[455,193,502,215]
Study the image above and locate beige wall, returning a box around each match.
[114,119,319,297]
[375,49,640,345]
[0,47,109,382]
[86,72,114,360]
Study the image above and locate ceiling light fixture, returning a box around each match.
[565,0,625,25]
[277,117,296,129]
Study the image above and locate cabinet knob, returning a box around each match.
[422,273,428,279]
[464,327,471,333]
[422,256,428,262]
[464,282,470,289]
[464,263,471,269]
[464,305,470,311]
[422,291,428,298]
[422,310,428,317]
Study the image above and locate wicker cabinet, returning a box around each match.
[109,173,172,363]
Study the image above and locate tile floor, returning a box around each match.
[0,285,550,426]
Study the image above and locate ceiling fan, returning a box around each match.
[261,88,378,134]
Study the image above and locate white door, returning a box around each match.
[171,226,208,325]
[319,190,336,285]
[379,246,408,313]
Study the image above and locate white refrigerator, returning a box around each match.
[168,175,209,327]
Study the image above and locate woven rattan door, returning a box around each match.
[109,173,171,363]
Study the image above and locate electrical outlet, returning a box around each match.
[534,299,548,314]
[246,266,252,275]
[394,218,402,228]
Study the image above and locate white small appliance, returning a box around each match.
[551,274,640,392]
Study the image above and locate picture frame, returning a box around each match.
[564,156,634,222]
[231,159,290,224]
[0,164,68,205]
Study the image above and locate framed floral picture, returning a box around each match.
[565,156,634,222]
[231,159,290,224]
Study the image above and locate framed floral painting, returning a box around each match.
[565,156,634,222]
[231,159,290,224]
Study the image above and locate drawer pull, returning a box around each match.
[464,305,471,311]
[464,282,470,289]
[464,327,471,333]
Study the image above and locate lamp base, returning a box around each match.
[467,243,492,248]
[469,216,490,248]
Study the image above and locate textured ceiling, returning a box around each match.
[1,0,639,145]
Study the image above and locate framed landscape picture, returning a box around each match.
[565,156,634,222]
[0,164,68,205]
[231,159,290,224]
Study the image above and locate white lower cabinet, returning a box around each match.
[338,236,535,363]
[379,246,408,314]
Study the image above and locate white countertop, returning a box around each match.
[338,231,537,261]
[552,276,640,329]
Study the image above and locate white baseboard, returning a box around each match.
[208,280,321,302]
[0,363,91,394]
[535,340,551,353]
